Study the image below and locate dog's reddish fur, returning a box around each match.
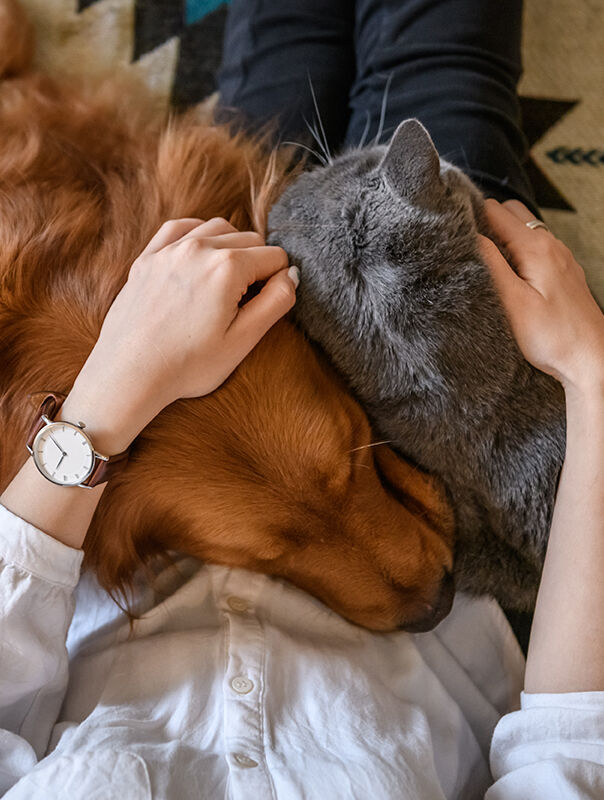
[0,0,455,631]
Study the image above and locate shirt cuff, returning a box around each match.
[490,689,604,784]
[522,690,604,711]
[0,502,83,588]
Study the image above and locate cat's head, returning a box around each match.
[268,118,486,320]
[268,120,518,408]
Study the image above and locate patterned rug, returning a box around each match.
[519,1,603,304]
[20,0,603,304]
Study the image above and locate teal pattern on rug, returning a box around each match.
[186,0,230,25]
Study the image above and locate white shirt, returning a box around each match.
[1,502,604,799]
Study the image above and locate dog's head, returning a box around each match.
[0,55,454,632]
[83,320,455,632]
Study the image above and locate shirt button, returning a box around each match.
[232,753,258,769]
[227,596,249,613]
[230,675,254,694]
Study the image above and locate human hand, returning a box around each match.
[479,199,604,393]
[61,217,298,453]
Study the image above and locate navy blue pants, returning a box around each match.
[217,0,538,215]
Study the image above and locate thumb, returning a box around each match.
[478,235,528,312]
[226,265,299,350]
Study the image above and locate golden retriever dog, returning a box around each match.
[0,0,455,632]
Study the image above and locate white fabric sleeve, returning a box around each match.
[487,690,604,798]
[0,502,82,795]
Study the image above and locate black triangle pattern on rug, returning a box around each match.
[132,0,231,105]
[132,0,185,61]
[77,0,230,106]
[519,96,579,212]
[171,6,229,108]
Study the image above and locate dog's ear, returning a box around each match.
[0,0,33,79]
[372,445,454,541]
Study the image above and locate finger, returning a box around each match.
[478,234,530,310]
[141,218,205,255]
[502,199,546,226]
[223,245,290,287]
[226,266,298,348]
[201,231,266,250]
[179,216,238,241]
[483,199,556,278]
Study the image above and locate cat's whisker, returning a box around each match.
[306,72,333,164]
[440,147,457,160]
[459,144,471,173]
[357,110,372,150]
[380,124,396,142]
[269,222,341,231]
[440,146,471,174]
[303,116,331,167]
[341,460,372,471]
[282,140,327,166]
[346,444,393,473]
[374,72,394,146]
[348,439,394,454]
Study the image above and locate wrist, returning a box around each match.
[57,384,163,455]
[558,332,604,397]
[562,374,604,410]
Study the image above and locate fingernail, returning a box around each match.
[287,265,300,289]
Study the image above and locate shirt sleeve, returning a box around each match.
[0,502,82,795]
[487,690,604,798]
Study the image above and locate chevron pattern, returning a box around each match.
[519,96,579,212]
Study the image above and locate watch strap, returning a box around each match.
[83,447,130,487]
[26,391,131,487]
[25,392,67,452]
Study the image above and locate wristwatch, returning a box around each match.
[25,392,130,489]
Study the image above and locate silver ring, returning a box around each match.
[525,219,550,233]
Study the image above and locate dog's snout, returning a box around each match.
[398,570,455,633]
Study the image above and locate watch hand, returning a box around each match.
[55,453,65,470]
[48,434,63,453]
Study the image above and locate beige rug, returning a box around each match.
[18,0,604,305]
[520,0,603,304]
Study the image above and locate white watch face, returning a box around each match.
[32,422,95,486]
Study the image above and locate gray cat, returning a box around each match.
[268,119,566,611]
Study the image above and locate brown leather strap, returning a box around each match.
[25,391,130,487]
[25,392,67,452]
[82,447,130,487]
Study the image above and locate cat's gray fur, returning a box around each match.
[268,119,566,611]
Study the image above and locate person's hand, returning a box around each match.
[60,217,299,453]
[479,199,604,393]
[105,216,298,401]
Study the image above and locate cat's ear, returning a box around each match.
[379,119,443,203]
